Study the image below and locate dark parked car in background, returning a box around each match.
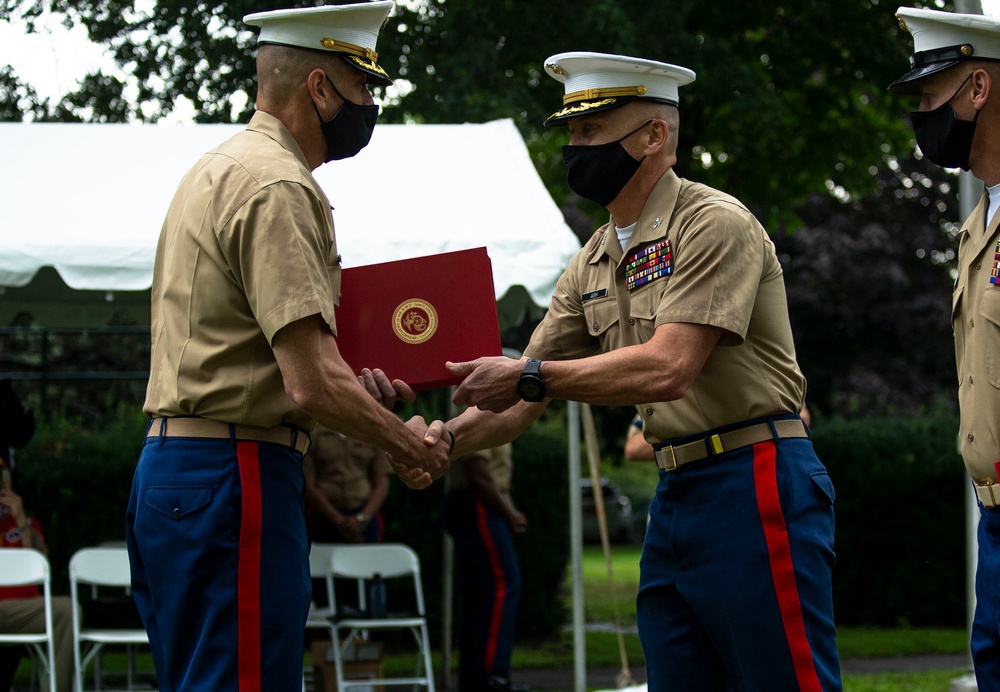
[580,477,635,544]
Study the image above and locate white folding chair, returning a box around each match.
[304,542,339,691]
[0,548,57,692]
[69,547,150,692]
[329,543,435,692]
[306,542,339,632]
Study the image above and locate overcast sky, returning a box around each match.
[3,2,1000,120]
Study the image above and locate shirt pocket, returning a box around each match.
[144,485,213,520]
[980,288,1000,388]
[628,283,666,343]
[583,296,619,343]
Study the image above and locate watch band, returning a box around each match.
[522,359,543,378]
[517,359,546,402]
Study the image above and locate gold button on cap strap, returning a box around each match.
[147,417,310,455]
[654,419,808,472]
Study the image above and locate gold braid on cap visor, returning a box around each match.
[549,98,619,119]
[562,85,647,104]
[345,54,389,79]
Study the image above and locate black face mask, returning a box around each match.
[314,74,379,162]
[910,73,980,170]
[562,120,652,206]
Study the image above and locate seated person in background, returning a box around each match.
[443,444,528,692]
[0,455,75,692]
[303,427,391,545]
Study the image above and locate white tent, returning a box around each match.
[0,118,580,325]
[0,120,609,690]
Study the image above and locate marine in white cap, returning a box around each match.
[892,8,1000,687]
[244,0,395,165]
[126,4,449,690]
[424,51,842,690]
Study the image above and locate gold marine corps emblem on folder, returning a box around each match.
[392,299,438,344]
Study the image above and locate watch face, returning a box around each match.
[518,377,545,402]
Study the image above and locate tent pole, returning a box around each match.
[442,391,458,690]
[442,533,454,690]
[568,400,586,691]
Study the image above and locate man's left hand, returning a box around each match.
[359,368,416,410]
[447,357,522,413]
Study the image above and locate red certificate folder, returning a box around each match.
[336,247,503,391]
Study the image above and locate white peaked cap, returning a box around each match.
[244,2,394,86]
[891,7,1000,94]
[542,52,696,126]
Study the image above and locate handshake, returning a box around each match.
[359,354,534,490]
[386,415,452,490]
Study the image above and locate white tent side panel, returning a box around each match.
[0,119,580,324]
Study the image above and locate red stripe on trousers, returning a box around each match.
[237,442,263,692]
[475,501,507,672]
[752,441,822,692]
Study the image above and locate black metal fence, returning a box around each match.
[0,326,151,419]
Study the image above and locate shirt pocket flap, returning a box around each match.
[980,287,1000,328]
[582,297,619,337]
[144,486,213,520]
[628,283,664,322]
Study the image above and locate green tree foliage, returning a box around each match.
[379,0,922,229]
[3,0,935,227]
[0,0,968,420]
[0,65,47,120]
[775,152,961,418]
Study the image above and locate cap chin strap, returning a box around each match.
[563,85,647,104]
[910,43,974,68]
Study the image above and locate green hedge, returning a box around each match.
[11,411,969,631]
[12,410,572,639]
[14,411,148,593]
[812,414,966,627]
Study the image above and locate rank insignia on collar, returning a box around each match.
[625,239,672,291]
[992,238,1000,286]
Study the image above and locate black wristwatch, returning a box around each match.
[516,359,547,402]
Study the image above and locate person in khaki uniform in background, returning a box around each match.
[304,427,391,545]
[890,8,1000,688]
[125,4,448,690]
[443,444,527,692]
[421,52,842,690]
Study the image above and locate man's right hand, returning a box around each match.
[385,415,451,488]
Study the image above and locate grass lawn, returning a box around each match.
[501,543,970,690]
[19,542,968,691]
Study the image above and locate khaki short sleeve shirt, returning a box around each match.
[525,170,805,443]
[143,112,341,429]
[448,444,514,492]
[303,428,389,509]
[953,194,1000,482]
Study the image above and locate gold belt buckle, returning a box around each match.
[658,445,679,472]
[976,481,1000,508]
